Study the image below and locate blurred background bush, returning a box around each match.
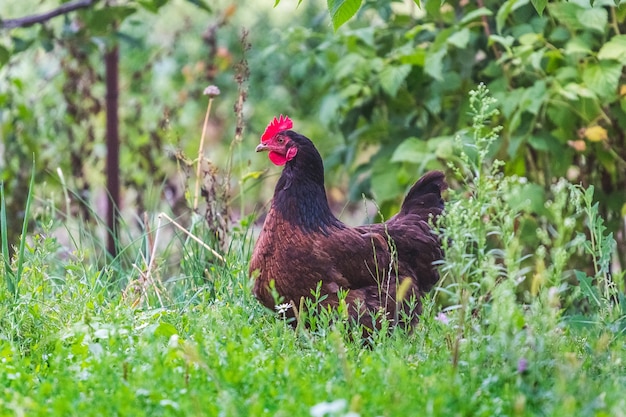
[0,0,624,274]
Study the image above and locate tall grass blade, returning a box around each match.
[13,159,37,295]
[1,181,16,295]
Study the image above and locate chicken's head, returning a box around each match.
[256,115,298,166]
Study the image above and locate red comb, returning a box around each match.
[261,115,293,142]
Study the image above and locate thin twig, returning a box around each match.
[610,6,621,35]
[1,0,100,30]
[193,97,214,211]
[476,0,501,60]
[144,212,154,263]
[144,214,164,308]
[292,298,303,333]
[159,212,225,262]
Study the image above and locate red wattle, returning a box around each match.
[269,151,287,166]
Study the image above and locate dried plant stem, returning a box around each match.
[292,297,304,333]
[224,90,245,206]
[159,212,225,262]
[145,213,162,288]
[144,212,155,261]
[193,97,215,211]
[227,29,250,218]
[130,263,165,309]
[125,213,166,309]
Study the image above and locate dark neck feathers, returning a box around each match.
[272,132,344,234]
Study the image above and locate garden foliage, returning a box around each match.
[1,1,625,268]
[0,83,624,416]
[0,2,625,413]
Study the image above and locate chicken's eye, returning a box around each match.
[277,137,284,144]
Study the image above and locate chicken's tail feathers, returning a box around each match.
[399,170,447,217]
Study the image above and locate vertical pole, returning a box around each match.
[105,43,119,259]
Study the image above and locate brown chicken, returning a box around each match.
[250,115,447,331]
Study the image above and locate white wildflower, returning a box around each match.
[275,303,292,315]
[93,328,110,339]
[310,399,348,417]
[159,399,180,410]
[168,334,179,349]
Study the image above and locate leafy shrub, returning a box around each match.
[256,0,626,273]
[438,84,623,325]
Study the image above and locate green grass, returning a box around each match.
[1,87,625,416]
[0,257,624,416]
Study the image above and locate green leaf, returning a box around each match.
[0,45,9,68]
[327,0,362,31]
[447,28,470,49]
[575,270,602,307]
[459,8,492,26]
[565,37,593,56]
[424,48,446,81]
[349,27,375,47]
[334,53,367,81]
[489,34,514,50]
[379,64,411,97]
[84,6,137,34]
[583,60,622,99]
[391,137,428,163]
[183,0,212,12]
[548,2,586,32]
[424,0,445,16]
[371,158,404,202]
[405,22,436,39]
[241,171,264,183]
[598,35,626,64]
[528,134,558,152]
[431,136,455,159]
[577,8,608,33]
[11,36,34,54]
[38,27,55,52]
[496,0,531,34]
[521,80,546,115]
[531,0,547,14]
[154,321,178,338]
[397,48,426,66]
[558,83,596,100]
[137,0,168,13]
[340,83,362,99]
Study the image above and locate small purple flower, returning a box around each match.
[517,358,529,373]
[435,312,449,325]
[203,85,221,97]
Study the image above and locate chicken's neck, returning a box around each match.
[272,155,344,234]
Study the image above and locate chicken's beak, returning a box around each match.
[255,142,269,152]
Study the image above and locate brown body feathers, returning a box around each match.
[250,117,446,331]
